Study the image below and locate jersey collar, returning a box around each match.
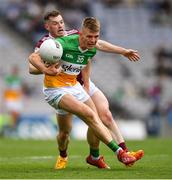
[48,32,68,38]
[49,33,55,39]
[78,46,88,53]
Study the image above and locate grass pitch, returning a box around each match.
[0,138,172,179]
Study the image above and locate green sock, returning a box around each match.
[90,148,99,158]
[107,140,120,153]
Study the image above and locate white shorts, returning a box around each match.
[89,80,99,97]
[43,82,90,115]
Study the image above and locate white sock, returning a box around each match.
[91,155,100,160]
[116,147,123,155]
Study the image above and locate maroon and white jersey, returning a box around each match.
[34,29,79,52]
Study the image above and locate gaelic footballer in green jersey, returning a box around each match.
[44,34,96,88]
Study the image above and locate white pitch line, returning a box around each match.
[0,155,82,161]
[0,154,169,162]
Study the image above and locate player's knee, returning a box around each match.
[78,107,100,127]
[86,111,98,125]
[80,107,95,121]
[100,110,113,127]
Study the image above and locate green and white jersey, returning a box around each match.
[57,34,96,75]
[44,34,97,88]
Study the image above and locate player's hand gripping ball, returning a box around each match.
[39,39,63,64]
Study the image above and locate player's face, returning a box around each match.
[45,15,65,38]
[80,28,100,50]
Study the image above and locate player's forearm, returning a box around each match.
[96,40,127,55]
[29,63,43,75]
[28,53,46,73]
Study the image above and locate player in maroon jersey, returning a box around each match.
[29,10,143,169]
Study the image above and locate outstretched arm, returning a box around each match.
[96,40,140,62]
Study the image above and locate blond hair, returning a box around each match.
[82,17,100,32]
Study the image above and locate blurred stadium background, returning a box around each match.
[0,0,172,140]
